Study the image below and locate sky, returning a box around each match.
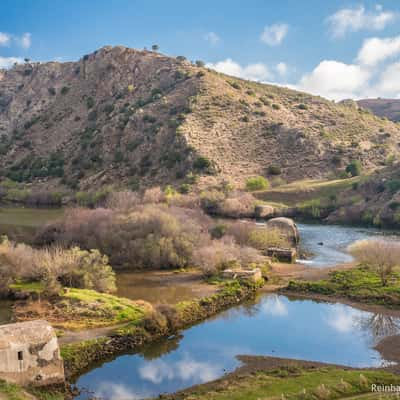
[1,0,400,100]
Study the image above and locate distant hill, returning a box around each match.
[357,98,400,122]
[1,46,400,192]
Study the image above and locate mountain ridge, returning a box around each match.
[1,46,400,192]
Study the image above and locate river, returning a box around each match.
[75,293,400,399]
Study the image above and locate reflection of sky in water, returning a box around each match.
[75,294,400,399]
[297,223,400,268]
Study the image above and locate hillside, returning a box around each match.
[1,46,400,193]
[357,98,400,122]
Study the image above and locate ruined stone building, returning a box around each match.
[0,320,64,386]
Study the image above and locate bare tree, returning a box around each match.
[348,239,400,286]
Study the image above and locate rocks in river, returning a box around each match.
[266,247,297,263]
[265,217,300,246]
[221,268,262,282]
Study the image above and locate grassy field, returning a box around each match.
[160,366,400,400]
[286,267,400,307]
[254,177,361,208]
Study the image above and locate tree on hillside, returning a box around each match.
[152,44,159,52]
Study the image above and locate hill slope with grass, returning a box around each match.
[357,98,400,122]
[1,46,400,193]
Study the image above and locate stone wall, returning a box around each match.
[0,320,64,386]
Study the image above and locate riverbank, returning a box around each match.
[155,355,400,400]
[61,279,263,378]
[284,267,400,308]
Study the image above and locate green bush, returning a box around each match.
[86,97,95,109]
[61,86,70,95]
[267,165,281,175]
[272,103,281,110]
[345,160,362,177]
[245,176,269,191]
[193,156,211,171]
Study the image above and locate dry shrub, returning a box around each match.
[226,222,288,249]
[348,239,400,285]
[0,237,116,294]
[36,204,211,269]
[168,194,201,209]
[107,191,140,211]
[219,193,256,218]
[142,187,165,204]
[193,236,264,276]
[200,190,256,218]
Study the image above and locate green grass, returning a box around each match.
[254,177,361,207]
[286,267,400,306]
[0,380,26,400]
[166,367,400,400]
[61,288,151,326]
[9,281,44,293]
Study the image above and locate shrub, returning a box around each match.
[345,160,362,177]
[48,87,56,96]
[348,239,400,286]
[297,103,308,110]
[86,97,95,109]
[193,156,211,171]
[245,176,269,191]
[60,86,70,95]
[267,165,281,175]
[36,205,211,269]
[0,238,116,294]
[272,103,281,110]
[195,60,205,67]
[209,224,227,239]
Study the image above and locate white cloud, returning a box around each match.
[298,60,370,100]
[260,23,288,46]
[139,357,221,385]
[204,31,220,46]
[96,382,146,400]
[357,36,400,66]
[261,295,288,316]
[0,32,11,46]
[0,56,23,69]
[327,5,396,38]
[376,61,400,97]
[206,58,273,81]
[0,32,31,49]
[276,62,288,76]
[18,32,31,49]
[325,305,362,333]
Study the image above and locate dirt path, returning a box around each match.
[270,261,355,282]
[58,324,126,345]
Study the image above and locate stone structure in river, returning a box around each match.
[0,320,65,386]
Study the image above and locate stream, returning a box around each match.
[0,208,399,399]
[75,294,400,400]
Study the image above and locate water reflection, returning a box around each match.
[76,294,400,399]
[357,313,400,343]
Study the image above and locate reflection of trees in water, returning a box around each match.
[357,313,400,342]
[141,334,183,360]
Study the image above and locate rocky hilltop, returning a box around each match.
[1,46,400,192]
[357,98,400,122]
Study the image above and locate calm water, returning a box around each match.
[116,273,202,304]
[297,223,400,267]
[75,294,400,400]
[0,207,63,242]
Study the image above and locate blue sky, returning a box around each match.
[1,0,400,100]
